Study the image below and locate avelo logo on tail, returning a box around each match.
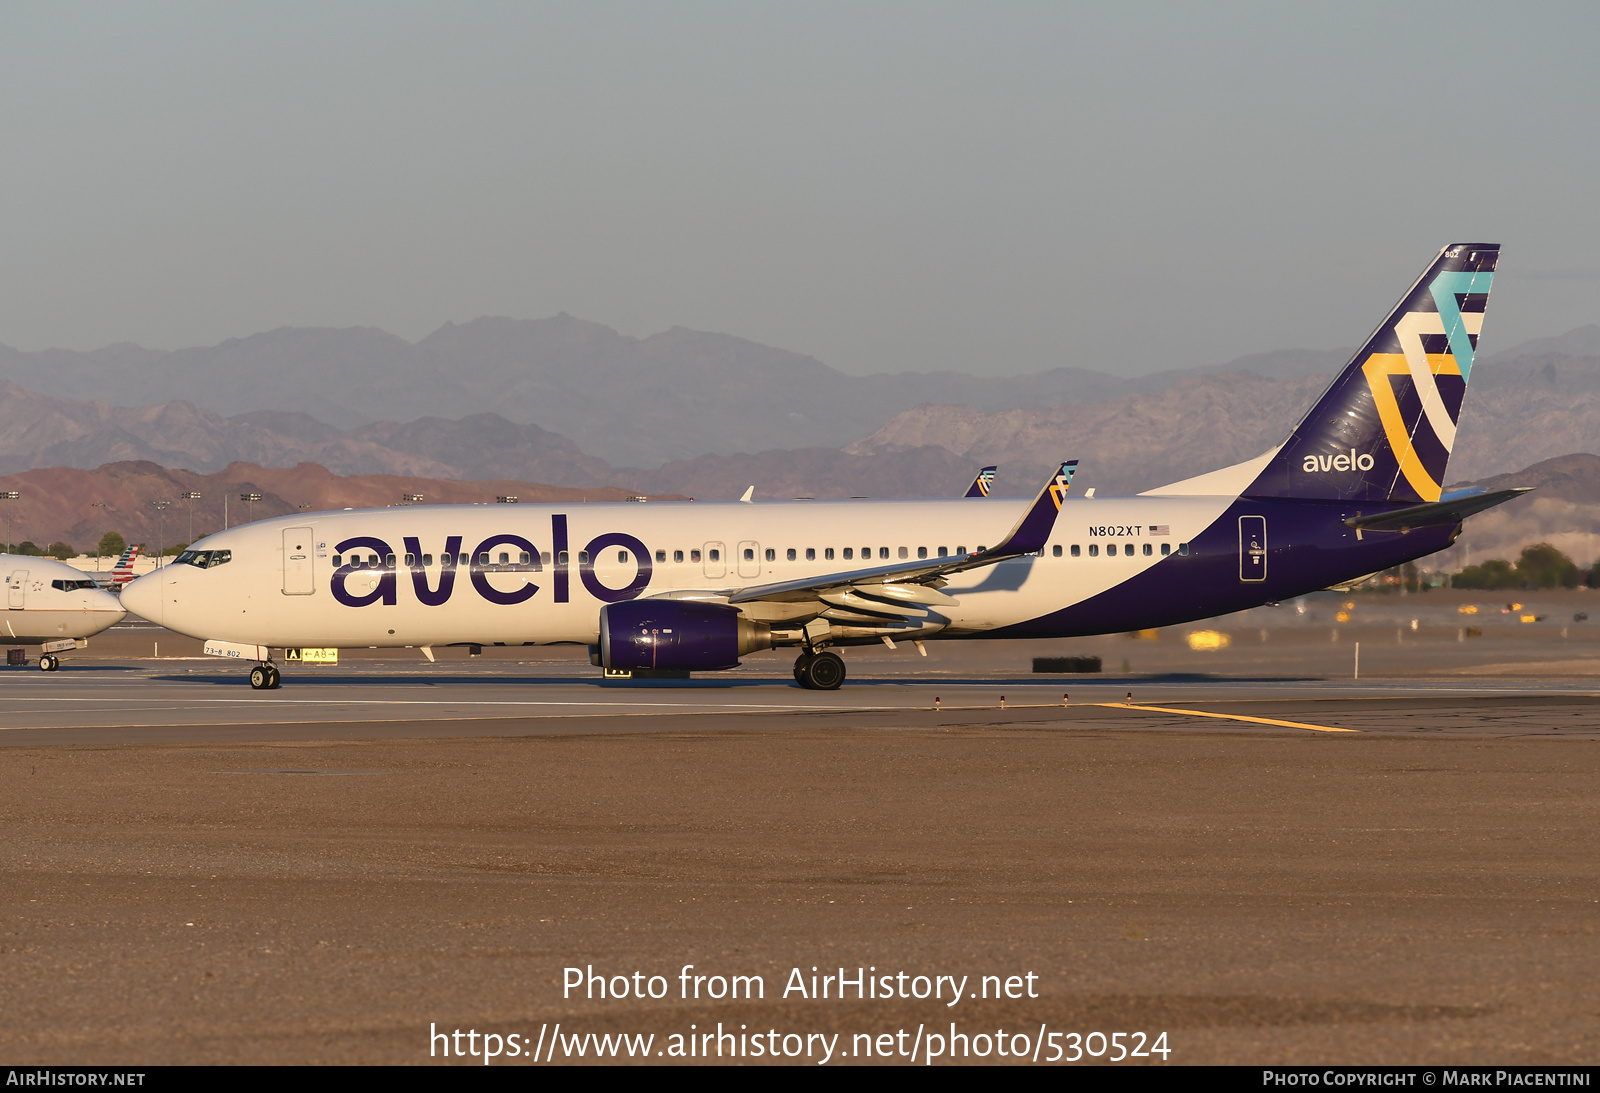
[1249,244,1498,505]
[1301,449,1377,474]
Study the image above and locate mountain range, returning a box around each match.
[1442,452,1600,571]
[0,348,1594,502]
[0,461,658,555]
[0,316,1595,561]
[0,315,1365,467]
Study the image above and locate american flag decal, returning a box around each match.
[1149,525,1171,536]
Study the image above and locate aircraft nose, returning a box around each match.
[93,588,127,622]
[118,571,162,625]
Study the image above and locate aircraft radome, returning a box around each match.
[120,244,1522,691]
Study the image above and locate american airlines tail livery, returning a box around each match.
[120,245,1524,691]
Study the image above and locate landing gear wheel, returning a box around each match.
[38,654,57,672]
[793,652,815,688]
[801,650,846,691]
[266,665,281,689]
[250,665,271,690]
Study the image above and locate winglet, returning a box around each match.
[964,466,998,498]
[738,486,754,503]
[982,460,1076,557]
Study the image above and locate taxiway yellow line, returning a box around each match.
[1095,702,1358,734]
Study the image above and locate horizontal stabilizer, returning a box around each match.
[1342,487,1531,533]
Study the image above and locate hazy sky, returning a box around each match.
[2,2,1597,376]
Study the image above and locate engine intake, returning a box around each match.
[599,600,771,672]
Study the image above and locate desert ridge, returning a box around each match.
[0,460,675,554]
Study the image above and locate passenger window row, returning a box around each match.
[649,546,973,564]
[321,540,1191,572]
[331,551,555,568]
[1046,543,1189,558]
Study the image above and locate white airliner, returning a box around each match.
[1,554,126,670]
[121,244,1522,690]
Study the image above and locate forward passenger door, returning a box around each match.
[282,527,315,595]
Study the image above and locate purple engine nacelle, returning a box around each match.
[598,599,772,672]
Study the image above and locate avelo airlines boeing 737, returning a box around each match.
[120,244,1524,690]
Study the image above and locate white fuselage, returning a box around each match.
[119,494,1238,649]
[0,554,127,644]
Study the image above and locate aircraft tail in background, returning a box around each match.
[1246,244,1498,504]
[110,543,142,590]
[964,466,997,497]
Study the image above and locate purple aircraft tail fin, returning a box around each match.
[1246,244,1498,504]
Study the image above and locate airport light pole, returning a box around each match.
[151,500,171,568]
[90,500,109,569]
[0,491,17,553]
[179,491,201,545]
[240,492,262,524]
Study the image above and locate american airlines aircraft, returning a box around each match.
[121,244,1521,691]
[1,554,126,669]
[92,542,145,592]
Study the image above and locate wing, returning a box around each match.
[650,461,1077,645]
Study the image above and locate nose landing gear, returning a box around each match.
[249,663,282,690]
[35,639,85,671]
[793,650,846,690]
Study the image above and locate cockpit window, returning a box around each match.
[175,549,232,569]
[51,579,98,591]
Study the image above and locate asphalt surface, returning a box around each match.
[1,606,1597,1065]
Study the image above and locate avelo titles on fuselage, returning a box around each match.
[120,244,1520,690]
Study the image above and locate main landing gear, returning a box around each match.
[793,650,846,690]
[249,663,282,690]
[38,654,60,672]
